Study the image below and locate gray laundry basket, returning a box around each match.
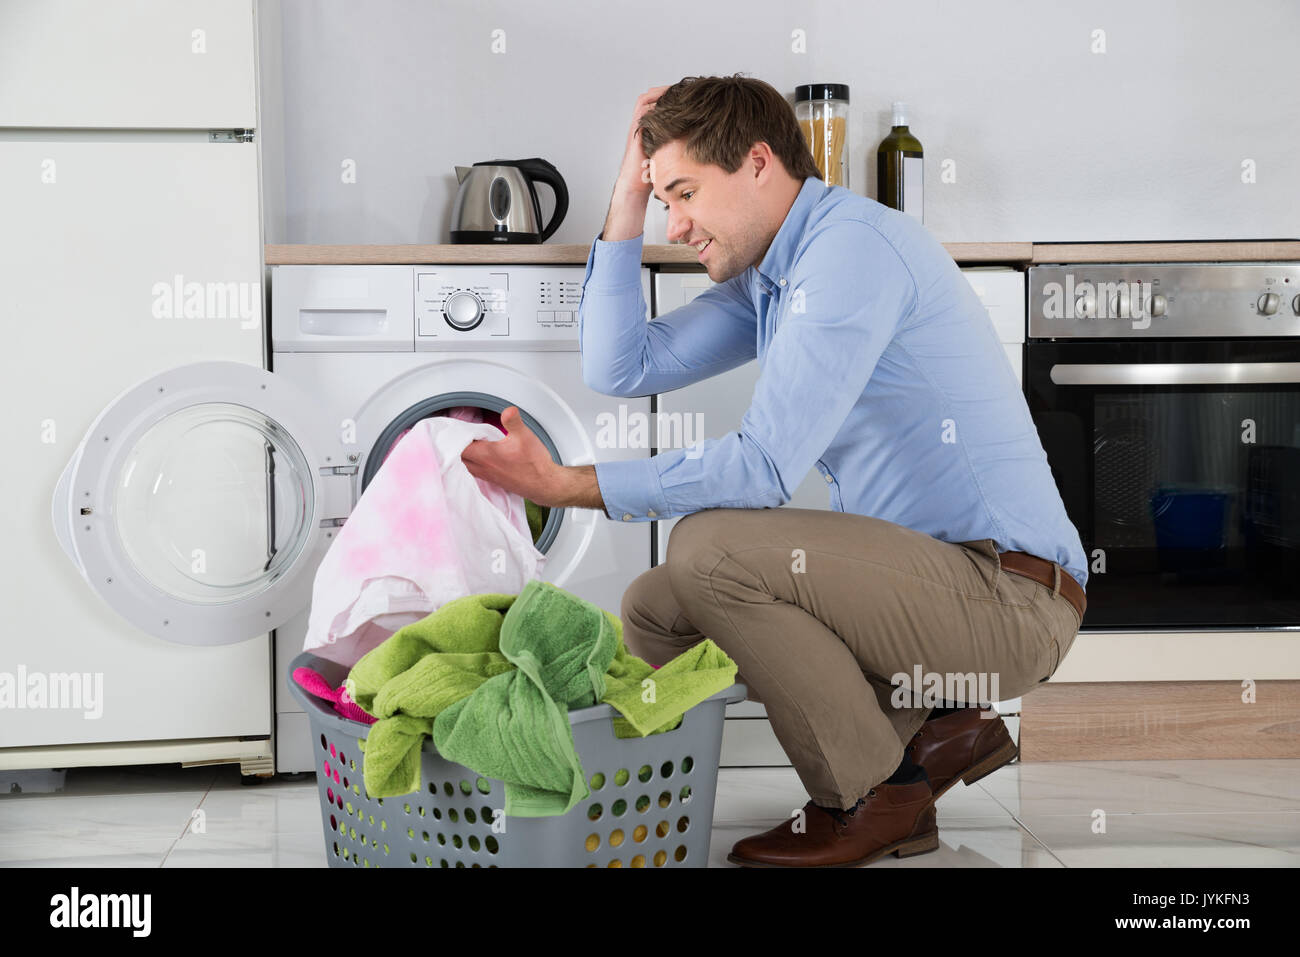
[288,650,748,868]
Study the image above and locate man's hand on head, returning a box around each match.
[605,85,668,241]
[616,85,669,198]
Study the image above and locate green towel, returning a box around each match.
[345,580,737,816]
[603,638,738,737]
[345,592,517,800]
[432,579,620,816]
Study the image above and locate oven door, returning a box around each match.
[1027,338,1300,629]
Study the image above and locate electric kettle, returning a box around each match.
[450,157,569,243]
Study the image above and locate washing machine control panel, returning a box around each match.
[416,270,507,339]
[442,289,486,330]
[414,266,598,350]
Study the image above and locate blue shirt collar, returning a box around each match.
[754,176,827,293]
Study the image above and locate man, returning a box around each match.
[460,74,1087,868]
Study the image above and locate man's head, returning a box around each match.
[639,75,820,282]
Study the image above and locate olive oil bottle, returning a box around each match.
[877,101,923,222]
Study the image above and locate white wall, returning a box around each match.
[260,0,1299,245]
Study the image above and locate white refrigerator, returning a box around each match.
[0,1,279,776]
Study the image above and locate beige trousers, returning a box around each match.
[619,507,1082,811]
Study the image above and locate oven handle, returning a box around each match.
[1049,362,1300,385]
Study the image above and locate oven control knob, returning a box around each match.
[1292,294,1300,316]
[1256,292,1280,316]
[1108,286,1130,318]
[1075,291,1096,318]
[1149,293,1168,318]
[444,290,485,330]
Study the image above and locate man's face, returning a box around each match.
[648,139,772,283]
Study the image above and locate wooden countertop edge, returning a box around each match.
[264,240,1300,266]
[1029,241,1300,263]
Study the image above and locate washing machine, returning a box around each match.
[49,263,653,776]
[267,264,653,772]
[652,266,1028,765]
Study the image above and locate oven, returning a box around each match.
[1026,263,1300,631]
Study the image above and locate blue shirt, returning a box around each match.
[578,175,1088,590]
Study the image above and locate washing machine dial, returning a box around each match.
[443,290,484,330]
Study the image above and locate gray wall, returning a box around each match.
[259,0,1299,246]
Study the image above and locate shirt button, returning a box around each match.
[779,278,787,286]
[622,513,633,521]
[647,509,657,518]
[824,473,834,483]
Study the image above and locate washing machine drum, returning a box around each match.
[362,392,561,552]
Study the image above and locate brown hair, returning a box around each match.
[638,74,822,183]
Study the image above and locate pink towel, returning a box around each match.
[292,667,377,724]
[302,414,547,667]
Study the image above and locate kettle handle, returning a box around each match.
[513,158,568,243]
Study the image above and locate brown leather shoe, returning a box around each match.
[907,707,1018,803]
[726,780,939,867]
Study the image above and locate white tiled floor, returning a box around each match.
[3,760,1297,867]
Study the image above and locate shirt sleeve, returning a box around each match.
[578,231,757,398]
[594,219,918,523]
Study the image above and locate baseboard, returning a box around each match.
[0,735,274,775]
[1020,680,1300,760]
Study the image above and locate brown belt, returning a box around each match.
[998,551,1086,623]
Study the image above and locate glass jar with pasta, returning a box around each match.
[795,83,850,188]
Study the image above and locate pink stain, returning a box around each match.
[345,543,383,574]
[304,414,546,667]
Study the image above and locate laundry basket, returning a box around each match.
[288,650,748,868]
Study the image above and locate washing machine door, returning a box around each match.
[51,361,333,646]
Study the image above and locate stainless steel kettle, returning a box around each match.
[450,157,569,244]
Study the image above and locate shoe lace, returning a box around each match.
[825,792,872,828]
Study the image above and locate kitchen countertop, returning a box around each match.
[265,240,1300,266]
[1029,241,1300,263]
